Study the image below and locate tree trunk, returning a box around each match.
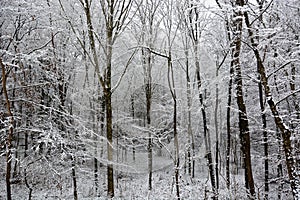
[257,59,269,200]
[194,42,217,200]
[131,96,136,162]
[71,156,78,200]
[215,0,234,190]
[231,1,255,198]
[255,1,269,198]
[92,100,99,196]
[259,78,269,199]
[105,87,114,198]
[184,37,195,178]
[143,47,152,191]
[82,0,115,196]
[1,58,13,200]
[276,127,284,200]
[187,3,217,197]
[100,96,105,167]
[105,17,114,196]
[215,62,220,191]
[226,58,234,190]
[167,54,180,200]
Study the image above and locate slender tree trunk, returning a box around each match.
[231,1,255,198]
[100,96,105,167]
[226,15,234,193]
[67,99,78,200]
[194,42,217,199]
[276,128,283,200]
[255,1,269,198]
[288,64,300,170]
[143,47,152,191]
[82,0,115,196]
[257,63,269,200]
[215,62,220,191]
[105,38,114,197]
[187,3,217,197]
[105,87,114,198]
[147,95,152,192]
[24,117,33,200]
[167,54,180,200]
[226,59,234,190]
[215,1,233,190]
[131,96,136,162]
[92,100,99,196]
[1,58,13,200]
[141,43,153,191]
[105,1,115,196]
[184,38,195,179]
[71,155,78,200]
[259,78,269,200]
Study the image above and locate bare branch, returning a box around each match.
[27,32,60,54]
[275,89,300,106]
[267,61,294,79]
[111,47,138,93]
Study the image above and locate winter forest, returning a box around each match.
[0,0,299,199]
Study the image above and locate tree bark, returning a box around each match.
[226,58,234,190]
[215,61,220,191]
[194,42,217,200]
[255,1,269,198]
[185,46,195,178]
[231,1,256,198]
[167,54,180,200]
[72,156,78,200]
[1,58,13,200]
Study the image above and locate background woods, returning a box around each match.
[0,0,299,199]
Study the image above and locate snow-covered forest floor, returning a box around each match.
[0,151,293,199]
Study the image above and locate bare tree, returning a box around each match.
[186,1,217,198]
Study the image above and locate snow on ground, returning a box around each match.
[0,151,295,199]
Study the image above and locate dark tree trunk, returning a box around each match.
[72,156,78,200]
[92,99,99,196]
[167,55,180,200]
[226,60,234,190]
[141,46,153,191]
[255,1,269,198]
[188,3,217,197]
[276,128,283,200]
[195,44,217,200]
[258,71,269,199]
[130,96,136,162]
[100,96,105,167]
[105,88,114,198]
[231,1,256,198]
[185,39,195,179]
[105,12,114,194]
[146,84,152,191]
[215,64,220,191]
[1,58,13,200]
[259,80,269,199]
